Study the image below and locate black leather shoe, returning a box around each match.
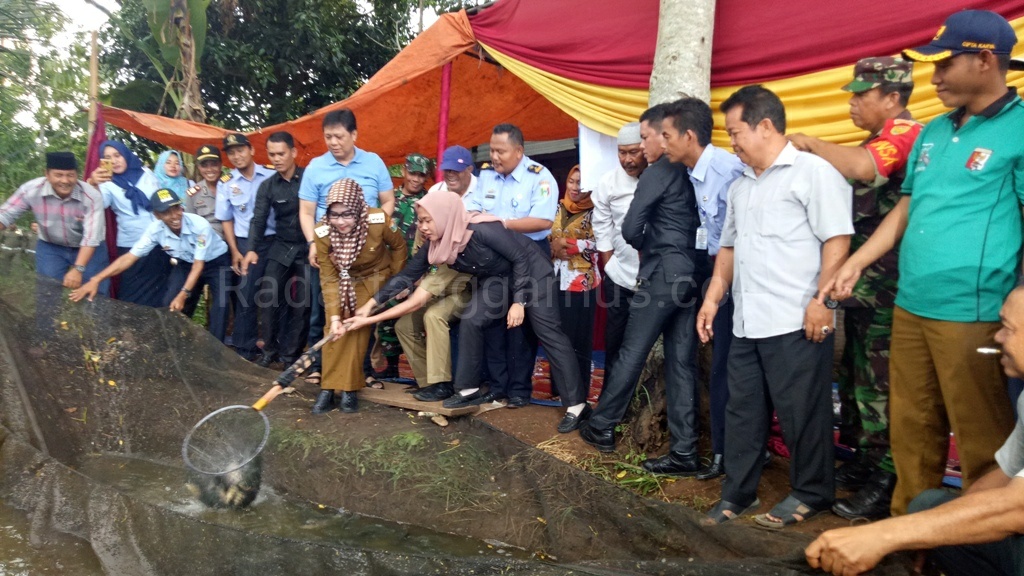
[696,453,725,481]
[641,451,701,476]
[413,382,454,402]
[835,460,873,491]
[311,390,336,414]
[255,353,275,368]
[832,470,896,520]
[339,391,358,413]
[557,404,592,434]
[579,422,615,453]
[479,391,508,404]
[442,389,486,409]
[506,396,530,409]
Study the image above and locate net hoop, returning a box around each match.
[181,405,270,476]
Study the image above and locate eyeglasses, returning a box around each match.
[327,210,358,220]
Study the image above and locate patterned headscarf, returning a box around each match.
[154,150,189,197]
[321,178,369,319]
[99,140,149,214]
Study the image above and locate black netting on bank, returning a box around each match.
[0,229,907,575]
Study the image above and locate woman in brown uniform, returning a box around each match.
[312,178,407,415]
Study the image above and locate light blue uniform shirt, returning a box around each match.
[298,148,394,220]
[100,168,160,248]
[130,212,228,263]
[465,155,558,241]
[214,164,276,239]
[688,145,745,256]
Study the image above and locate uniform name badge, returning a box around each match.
[695,226,708,250]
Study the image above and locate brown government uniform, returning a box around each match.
[316,208,407,392]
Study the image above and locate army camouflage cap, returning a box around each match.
[404,153,431,174]
[842,57,914,93]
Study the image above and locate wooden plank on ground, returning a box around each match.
[358,382,479,417]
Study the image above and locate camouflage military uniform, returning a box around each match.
[374,184,426,360]
[837,70,922,473]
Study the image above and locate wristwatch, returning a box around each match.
[72,265,86,273]
[180,288,192,296]
[824,297,840,310]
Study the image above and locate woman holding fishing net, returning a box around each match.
[344,191,590,434]
[311,178,407,415]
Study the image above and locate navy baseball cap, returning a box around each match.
[150,188,183,213]
[222,133,251,150]
[904,10,1017,62]
[439,145,473,171]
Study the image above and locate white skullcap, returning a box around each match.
[617,122,641,145]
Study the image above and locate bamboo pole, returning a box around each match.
[87,31,99,138]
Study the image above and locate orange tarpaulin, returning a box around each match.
[102,11,577,166]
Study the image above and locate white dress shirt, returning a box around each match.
[720,143,853,339]
[591,165,640,290]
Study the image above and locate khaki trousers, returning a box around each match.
[889,306,1013,515]
[395,290,469,385]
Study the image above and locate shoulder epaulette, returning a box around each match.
[220,174,231,183]
[367,212,386,225]
[527,163,543,174]
[314,224,330,238]
[265,164,274,169]
[186,185,201,197]
[480,162,494,171]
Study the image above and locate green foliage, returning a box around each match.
[0,1,88,202]
[101,0,480,131]
[141,0,210,72]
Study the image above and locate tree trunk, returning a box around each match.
[647,0,716,105]
[172,1,206,123]
[620,0,717,457]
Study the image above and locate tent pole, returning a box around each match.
[88,31,99,139]
[435,62,452,181]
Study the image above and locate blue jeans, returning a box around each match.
[35,240,110,335]
[910,489,1024,576]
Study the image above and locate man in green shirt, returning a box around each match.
[829,9,1024,517]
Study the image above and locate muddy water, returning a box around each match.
[1,453,529,575]
[0,501,103,575]
[78,453,527,558]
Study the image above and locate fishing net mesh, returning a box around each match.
[0,228,909,575]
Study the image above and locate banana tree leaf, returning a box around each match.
[141,0,210,73]
[105,79,166,113]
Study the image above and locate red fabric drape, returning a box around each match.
[468,0,1024,88]
[86,107,118,297]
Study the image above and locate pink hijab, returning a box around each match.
[416,191,500,265]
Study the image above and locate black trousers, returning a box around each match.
[169,252,232,343]
[261,255,312,362]
[504,239,551,399]
[229,236,271,357]
[554,287,596,398]
[456,275,584,406]
[722,330,835,510]
[599,279,634,393]
[590,268,699,455]
[116,246,171,307]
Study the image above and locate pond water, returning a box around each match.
[0,453,528,575]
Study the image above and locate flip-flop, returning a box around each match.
[364,377,385,390]
[303,371,321,386]
[700,498,760,526]
[753,495,824,530]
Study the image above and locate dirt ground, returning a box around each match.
[477,404,853,538]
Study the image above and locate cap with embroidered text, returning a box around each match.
[903,10,1017,63]
[150,188,182,213]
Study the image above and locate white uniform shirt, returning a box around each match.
[591,165,640,290]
